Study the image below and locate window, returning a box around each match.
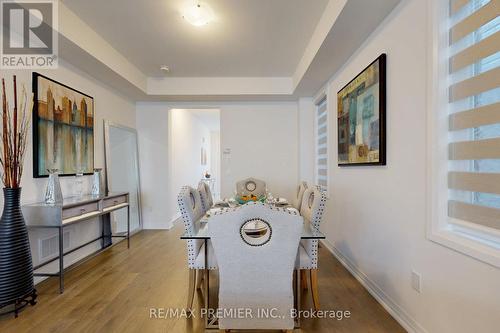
[428,0,500,267]
[315,97,328,193]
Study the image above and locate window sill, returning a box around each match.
[428,226,500,269]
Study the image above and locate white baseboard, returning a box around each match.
[143,222,174,230]
[143,214,179,230]
[320,239,428,333]
[171,213,182,227]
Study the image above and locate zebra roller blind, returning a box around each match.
[316,98,328,192]
[448,0,500,230]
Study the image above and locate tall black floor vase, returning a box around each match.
[0,188,37,317]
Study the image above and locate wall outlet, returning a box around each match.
[411,270,422,293]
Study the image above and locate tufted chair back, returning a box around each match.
[292,181,308,211]
[177,186,205,269]
[208,202,302,330]
[235,177,266,197]
[198,181,213,212]
[299,186,326,269]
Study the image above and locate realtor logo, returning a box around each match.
[1,0,58,69]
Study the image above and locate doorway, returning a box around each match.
[169,109,221,211]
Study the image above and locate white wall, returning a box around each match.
[304,0,500,332]
[298,97,315,184]
[220,103,299,200]
[136,103,170,229]
[1,60,136,276]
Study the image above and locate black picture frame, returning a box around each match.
[32,72,95,178]
[337,53,386,167]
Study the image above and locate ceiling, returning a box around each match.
[62,0,329,77]
[56,0,401,101]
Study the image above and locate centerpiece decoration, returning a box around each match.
[0,75,37,317]
[237,194,266,205]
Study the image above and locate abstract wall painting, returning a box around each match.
[337,54,386,166]
[32,73,94,177]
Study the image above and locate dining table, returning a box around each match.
[180,198,326,329]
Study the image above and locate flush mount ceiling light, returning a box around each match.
[181,2,214,27]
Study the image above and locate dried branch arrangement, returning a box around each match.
[1,75,32,188]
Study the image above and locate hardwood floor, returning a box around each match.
[0,225,405,333]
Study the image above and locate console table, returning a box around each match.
[22,192,130,293]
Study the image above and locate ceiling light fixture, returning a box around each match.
[182,2,214,27]
[160,65,170,73]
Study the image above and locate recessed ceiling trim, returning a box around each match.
[58,2,147,92]
[147,77,293,96]
[292,0,347,90]
[57,0,401,101]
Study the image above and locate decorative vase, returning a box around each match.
[91,168,104,196]
[75,171,84,197]
[0,188,37,316]
[44,169,63,205]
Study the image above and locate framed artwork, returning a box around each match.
[32,72,95,177]
[337,54,386,166]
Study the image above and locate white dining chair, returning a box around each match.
[296,186,326,310]
[291,181,308,211]
[208,202,302,332]
[236,177,266,197]
[177,186,217,311]
[198,180,214,212]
